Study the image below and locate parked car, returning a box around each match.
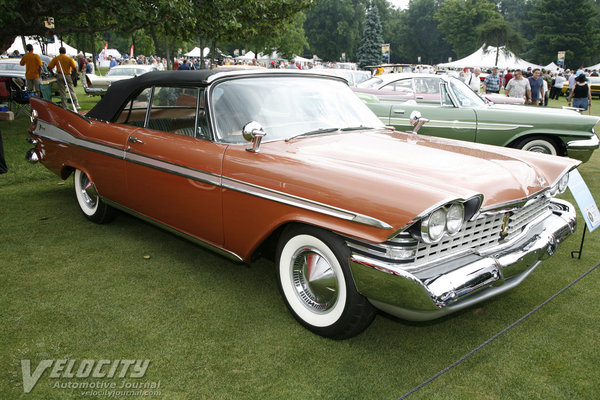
[312,68,371,87]
[85,64,159,95]
[356,73,525,105]
[27,69,579,339]
[357,73,599,162]
[0,56,53,82]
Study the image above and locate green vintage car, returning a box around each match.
[357,74,600,162]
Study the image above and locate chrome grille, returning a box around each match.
[348,195,553,268]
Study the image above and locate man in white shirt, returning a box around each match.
[505,69,531,102]
[550,73,566,100]
[467,68,481,92]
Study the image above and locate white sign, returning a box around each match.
[568,169,600,232]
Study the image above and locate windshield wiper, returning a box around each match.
[340,126,374,131]
[285,127,340,142]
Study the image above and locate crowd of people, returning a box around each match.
[456,66,595,111]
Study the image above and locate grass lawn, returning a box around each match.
[0,89,599,399]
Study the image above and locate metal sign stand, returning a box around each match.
[571,225,587,259]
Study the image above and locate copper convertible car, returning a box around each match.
[27,70,579,339]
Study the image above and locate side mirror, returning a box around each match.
[242,121,266,153]
[409,110,429,134]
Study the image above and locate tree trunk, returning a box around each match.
[150,25,161,58]
[165,36,171,70]
[211,40,217,69]
[20,36,27,55]
[90,32,97,74]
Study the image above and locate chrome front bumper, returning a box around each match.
[349,199,577,321]
[566,134,599,163]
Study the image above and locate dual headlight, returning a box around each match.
[420,202,465,244]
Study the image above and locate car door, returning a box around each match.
[122,86,226,246]
[386,77,478,141]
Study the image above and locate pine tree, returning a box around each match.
[357,4,384,69]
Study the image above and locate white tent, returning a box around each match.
[437,45,541,70]
[184,47,210,57]
[584,62,600,71]
[236,51,256,60]
[544,62,560,72]
[7,36,90,57]
[97,48,122,67]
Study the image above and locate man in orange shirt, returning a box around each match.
[19,44,42,96]
[48,47,80,109]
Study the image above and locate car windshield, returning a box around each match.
[448,77,486,107]
[106,68,136,77]
[0,62,25,71]
[357,77,383,89]
[210,76,384,143]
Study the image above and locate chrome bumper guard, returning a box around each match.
[349,199,577,321]
[566,134,599,163]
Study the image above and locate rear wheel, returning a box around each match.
[276,225,376,339]
[515,136,560,155]
[74,169,116,223]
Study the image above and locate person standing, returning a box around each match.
[19,44,42,96]
[505,70,531,102]
[467,68,481,92]
[48,47,80,110]
[483,67,501,94]
[567,74,592,112]
[77,52,87,86]
[550,72,566,100]
[527,68,544,105]
[503,69,513,88]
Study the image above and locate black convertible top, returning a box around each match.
[85,68,347,121]
[86,70,218,120]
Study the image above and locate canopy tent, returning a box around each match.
[97,48,122,67]
[6,36,90,57]
[437,45,541,70]
[584,62,600,71]
[235,51,256,61]
[544,62,560,72]
[184,47,210,58]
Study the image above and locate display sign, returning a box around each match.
[568,169,600,232]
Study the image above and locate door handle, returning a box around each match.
[393,109,405,115]
[416,96,424,100]
[128,136,143,144]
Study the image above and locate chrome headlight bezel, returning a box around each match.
[446,203,465,235]
[421,208,447,243]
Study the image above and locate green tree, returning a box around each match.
[357,3,384,68]
[398,0,451,64]
[435,0,498,58]
[476,15,523,65]
[528,0,599,68]
[304,0,366,62]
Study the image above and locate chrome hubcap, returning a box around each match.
[79,172,97,209]
[291,247,338,312]
[528,145,551,154]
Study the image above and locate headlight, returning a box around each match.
[446,203,465,235]
[421,208,447,243]
[557,173,569,194]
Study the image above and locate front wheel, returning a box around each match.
[74,169,116,224]
[515,136,560,155]
[276,225,376,339]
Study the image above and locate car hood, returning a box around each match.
[224,129,578,239]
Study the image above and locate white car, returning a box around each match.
[85,64,158,95]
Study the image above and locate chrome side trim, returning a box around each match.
[125,151,221,186]
[33,119,392,230]
[102,198,244,263]
[222,177,393,230]
[35,120,124,159]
